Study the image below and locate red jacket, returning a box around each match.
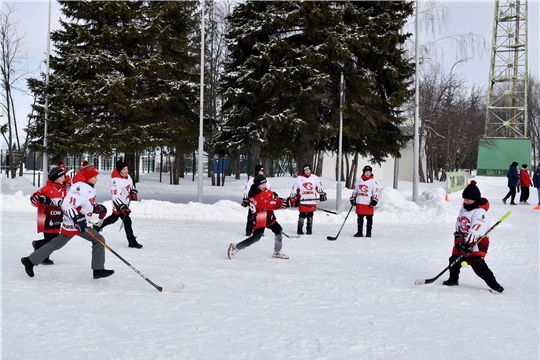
[249,189,284,230]
[31,179,67,234]
[519,169,533,188]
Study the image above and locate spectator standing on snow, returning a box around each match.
[350,165,379,238]
[502,161,519,205]
[442,180,504,293]
[21,164,114,279]
[290,164,327,235]
[518,164,533,205]
[228,175,290,260]
[242,164,272,236]
[533,164,540,206]
[29,167,68,265]
[94,159,142,248]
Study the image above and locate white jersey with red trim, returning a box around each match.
[290,173,324,207]
[110,170,134,211]
[60,181,96,236]
[351,175,379,216]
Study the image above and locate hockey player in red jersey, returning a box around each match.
[29,167,68,265]
[228,175,291,260]
[241,164,272,236]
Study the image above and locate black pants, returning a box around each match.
[447,255,501,290]
[519,187,530,203]
[503,187,517,203]
[100,213,136,241]
[236,222,283,252]
[245,208,253,235]
[357,215,373,233]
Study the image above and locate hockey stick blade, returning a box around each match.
[159,283,185,293]
[282,232,300,239]
[414,278,436,285]
[85,229,184,293]
[326,205,354,241]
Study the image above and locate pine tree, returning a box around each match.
[219,1,414,169]
[26,1,200,171]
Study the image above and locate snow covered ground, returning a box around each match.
[1,171,538,359]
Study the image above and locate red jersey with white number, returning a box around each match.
[31,179,67,234]
[60,175,97,236]
[453,198,491,257]
[249,188,283,230]
[290,173,324,213]
[351,175,379,216]
[110,169,134,214]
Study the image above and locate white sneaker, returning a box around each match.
[272,251,290,260]
[227,243,238,259]
[524,201,530,205]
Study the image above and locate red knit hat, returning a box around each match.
[78,164,99,180]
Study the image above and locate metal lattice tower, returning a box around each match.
[485,0,528,138]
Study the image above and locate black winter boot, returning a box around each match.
[93,269,115,279]
[297,219,304,235]
[21,257,35,277]
[443,255,461,286]
[354,216,364,237]
[366,216,373,238]
[128,236,143,249]
[442,279,459,286]
[306,217,313,235]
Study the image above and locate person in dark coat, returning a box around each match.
[533,164,540,206]
[502,161,519,205]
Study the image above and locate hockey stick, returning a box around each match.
[85,229,184,292]
[414,210,512,285]
[300,203,346,215]
[119,198,131,232]
[282,232,300,239]
[326,205,355,241]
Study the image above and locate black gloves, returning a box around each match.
[350,197,356,206]
[73,213,87,233]
[279,197,291,209]
[242,198,250,207]
[31,194,52,206]
[369,200,378,207]
[93,204,108,219]
[129,188,138,201]
[457,241,473,255]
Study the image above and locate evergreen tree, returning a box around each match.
[26,1,200,172]
[219,1,414,170]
